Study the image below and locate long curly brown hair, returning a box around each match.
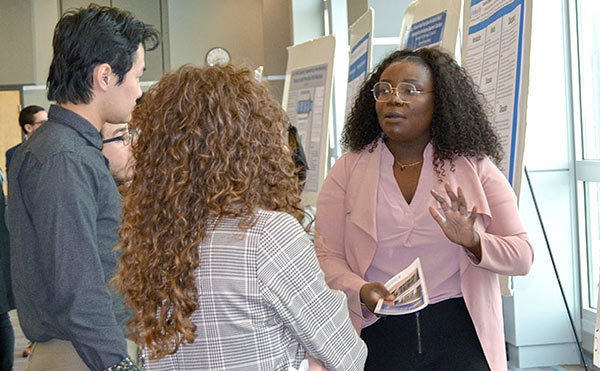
[343,48,503,173]
[114,64,304,358]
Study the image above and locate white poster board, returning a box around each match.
[463,0,532,296]
[399,0,462,56]
[345,8,374,122]
[462,0,531,195]
[282,35,336,207]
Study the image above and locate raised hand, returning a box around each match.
[429,183,481,260]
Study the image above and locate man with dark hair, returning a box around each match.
[5,105,47,171]
[8,4,159,370]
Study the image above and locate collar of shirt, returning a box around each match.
[48,104,103,150]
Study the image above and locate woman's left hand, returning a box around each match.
[429,183,481,260]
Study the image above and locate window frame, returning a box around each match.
[571,0,600,345]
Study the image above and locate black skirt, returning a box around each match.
[360,297,491,370]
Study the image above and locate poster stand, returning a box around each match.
[524,166,589,370]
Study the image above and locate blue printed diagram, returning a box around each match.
[296,96,313,116]
[296,90,313,130]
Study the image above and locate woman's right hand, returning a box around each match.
[359,282,395,313]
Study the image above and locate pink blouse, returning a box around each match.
[361,143,462,326]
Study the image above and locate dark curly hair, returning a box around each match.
[342,48,503,171]
[114,64,304,358]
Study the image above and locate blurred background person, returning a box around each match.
[5,106,47,358]
[5,105,47,173]
[101,123,135,187]
[315,48,533,371]
[6,105,48,357]
[101,122,139,363]
[115,64,367,371]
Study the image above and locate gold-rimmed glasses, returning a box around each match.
[371,82,434,103]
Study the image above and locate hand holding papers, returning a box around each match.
[374,258,429,315]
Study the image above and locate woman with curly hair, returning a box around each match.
[314,48,533,370]
[115,64,366,370]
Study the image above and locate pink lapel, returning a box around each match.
[346,142,382,242]
[344,143,383,276]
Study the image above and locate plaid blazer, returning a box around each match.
[145,210,366,371]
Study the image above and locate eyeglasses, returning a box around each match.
[371,82,433,103]
[102,127,137,145]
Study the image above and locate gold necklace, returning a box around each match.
[394,159,423,171]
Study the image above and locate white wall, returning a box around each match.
[0,0,36,85]
[166,0,265,71]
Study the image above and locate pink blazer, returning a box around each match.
[314,143,533,371]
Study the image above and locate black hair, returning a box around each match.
[47,4,160,104]
[343,48,503,172]
[18,105,45,134]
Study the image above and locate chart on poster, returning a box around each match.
[282,35,335,207]
[286,64,328,193]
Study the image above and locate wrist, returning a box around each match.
[464,232,482,259]
[462,230,478,248]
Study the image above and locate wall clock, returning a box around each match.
[206,47,230,66]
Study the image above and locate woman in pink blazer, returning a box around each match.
[315,48,533,371]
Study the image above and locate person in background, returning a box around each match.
[114,64,367,371]
[0,169,14,371]
[101,123,135,187]
[5,105,47,172]
[100,122,140,364]
[315,48,534,371]
[4,105,47,359]
[7,4,159,370]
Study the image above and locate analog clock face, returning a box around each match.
[206,47,230,66]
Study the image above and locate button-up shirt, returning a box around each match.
[8,105,129,370]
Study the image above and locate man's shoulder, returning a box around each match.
[6,143,21,156]
[26,121,95,160]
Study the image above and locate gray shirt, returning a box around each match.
[7,105,129,370]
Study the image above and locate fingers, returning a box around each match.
[433,184,472,216]
[468,205,478,224]
[444,183,460,210]
[428,205,445,226]
[372,282,392,299]
[430,189,450,212]
[457,186,468,214]
[360,282,394,312]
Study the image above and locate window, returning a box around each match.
[574,0,600,312]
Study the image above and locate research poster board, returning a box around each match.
[463,0,532,296]
[344,8,374,122]
[282,35,336,207]
[462,0,532,195]
[399,0,462,56]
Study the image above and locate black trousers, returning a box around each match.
[360,297,490,371]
